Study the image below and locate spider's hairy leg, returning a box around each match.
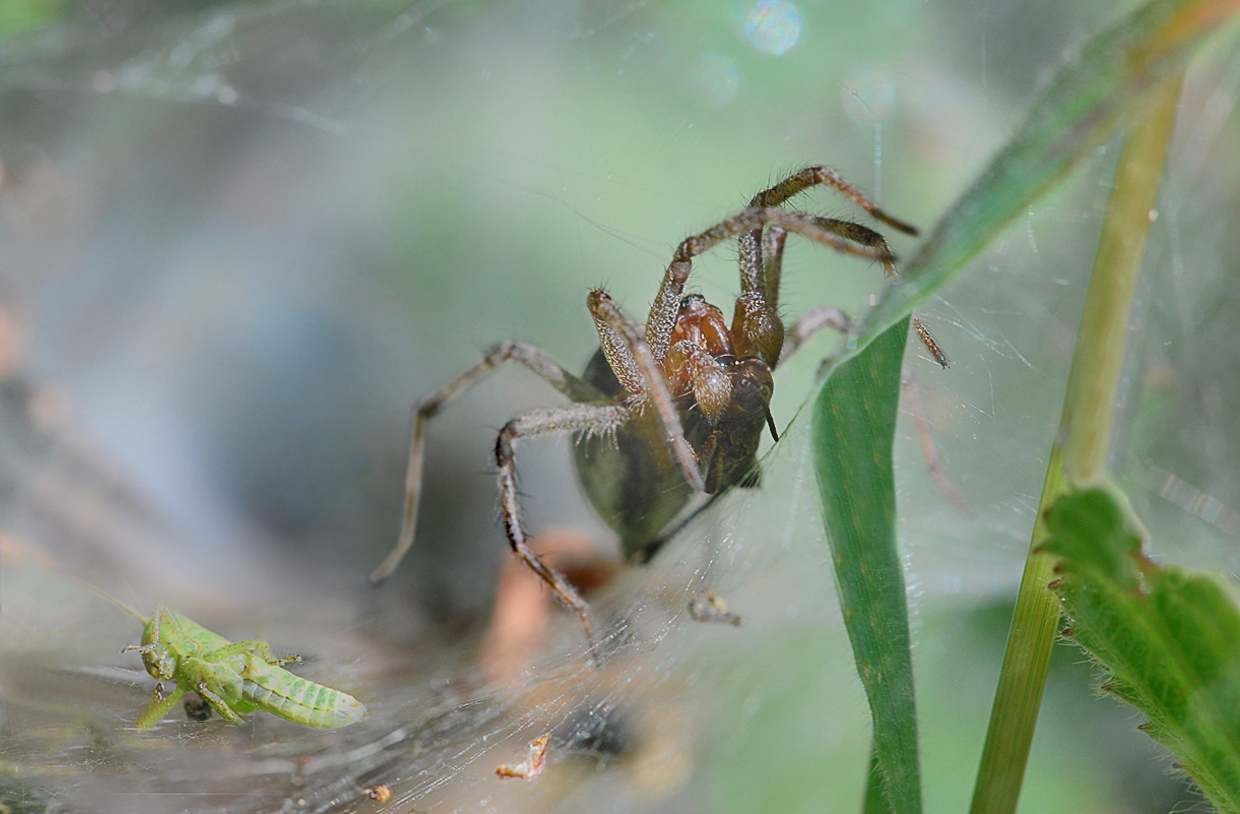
[371,342,605,583]
[727,225,788,366]
[759,214,948,369]
[732,166,933,363]
[587,289,705,493]
[778,299,947,369]
[644,260,691,364]
[758,225,787,307]
[806,215,898,276]
[779,304,853,363]
[495,403,630,653]
[902,373,970,515]
[912,318,950,368]
[676,208,896,269]
[797,215,948,367]
[750,165,919,236]
[676,208,890,366]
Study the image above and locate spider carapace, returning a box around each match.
[372,165,947,650]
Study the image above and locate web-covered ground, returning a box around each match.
[0,1,1237,812]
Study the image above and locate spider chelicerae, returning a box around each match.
[372,165,947,650]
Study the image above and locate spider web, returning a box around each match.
[0,1,1238,812]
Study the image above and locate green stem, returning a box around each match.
[968,70,1184,814]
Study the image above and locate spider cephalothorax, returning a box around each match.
[662,293,779,493]
[372,165,947,650]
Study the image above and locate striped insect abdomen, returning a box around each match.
[241,662,366,729]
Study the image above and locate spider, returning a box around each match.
[371,165,947,651]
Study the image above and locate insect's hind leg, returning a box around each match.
[495,402,629,654]
[372,342,606,583]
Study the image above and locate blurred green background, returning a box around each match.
[0,0,1237,812]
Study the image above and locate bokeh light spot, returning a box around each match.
[742,0,802,56]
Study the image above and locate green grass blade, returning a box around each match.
[812,317,919,814]
[969,68,1184,814]
[844,0,1240,360]
[1042,486,1240,814]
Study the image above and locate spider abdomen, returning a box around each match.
[573,348,696,563]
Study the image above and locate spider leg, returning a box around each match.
[798,216,948,367]
[758,226,787,307]
[729,168,951,368]
[912,318,951,368]
[587,289,705,492]
[762,217,870,358]
[677,207,895,267]
[644,260,691,364]
[804,215,898,275]
[736,162,916,301]
[674,208,894,366]
[748,165,919,236]
[749,216,949,368]
[716,222,788,365]
[902,374,971,516]
[779,305,852,363]
[655,167,885,358]
[495,403,630,653]
[648,166,913,368]
[371,342,606,583]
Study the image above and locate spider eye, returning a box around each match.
[735,379,765,411]
[679,294,705,312]
[731,358,774,412]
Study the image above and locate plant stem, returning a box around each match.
[968,70,1184,814]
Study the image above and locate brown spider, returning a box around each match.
[371,165,946,651]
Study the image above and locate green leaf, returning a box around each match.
[1043,485,1240,814]
[847,0,1240,361]
[812,317,919,814]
